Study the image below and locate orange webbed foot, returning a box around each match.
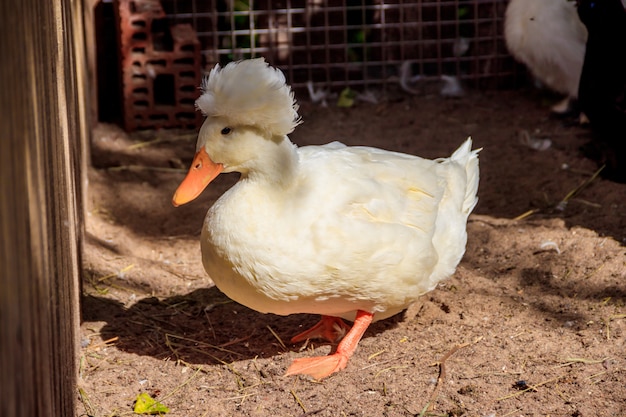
[285,310,374,379]
[284,352,350,379]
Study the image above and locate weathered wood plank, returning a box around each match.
[0,0,87,416]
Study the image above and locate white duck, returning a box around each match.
[504,0,587,113]
[173,58,480,379]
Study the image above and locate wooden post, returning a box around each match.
[0,0,87,415]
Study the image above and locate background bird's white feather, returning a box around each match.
[504,0,587,99]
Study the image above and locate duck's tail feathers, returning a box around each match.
[451,137,481,215]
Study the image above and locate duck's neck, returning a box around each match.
[245,135,299,189]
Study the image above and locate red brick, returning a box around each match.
[114,0,203,131]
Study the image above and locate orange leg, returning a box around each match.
[285,310,374,379]
[290,315,352,343]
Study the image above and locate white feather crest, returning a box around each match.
[195,58,302,136]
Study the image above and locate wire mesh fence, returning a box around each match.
[158,0,523,96]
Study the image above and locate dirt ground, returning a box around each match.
[78,87,626,417]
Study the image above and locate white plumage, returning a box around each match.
[195,59,301,137]
[504,0,587,110]
[173,58,480,379]
[200,139,478,321]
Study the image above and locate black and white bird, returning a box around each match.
[577,0,626,182]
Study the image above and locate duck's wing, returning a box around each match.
[293,142,478,295]
[300,142,443,237]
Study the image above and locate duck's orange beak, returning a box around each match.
[172,148,223,207]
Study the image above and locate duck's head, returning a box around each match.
[172,58,301,207]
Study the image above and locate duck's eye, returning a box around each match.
[221,127,232,135]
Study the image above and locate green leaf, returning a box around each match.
[337,88,356,108]
[134,392,170,415]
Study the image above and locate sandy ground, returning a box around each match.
[78,88,625,417]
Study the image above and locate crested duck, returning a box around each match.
[504,0,587,113]
[172,58,480,379]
